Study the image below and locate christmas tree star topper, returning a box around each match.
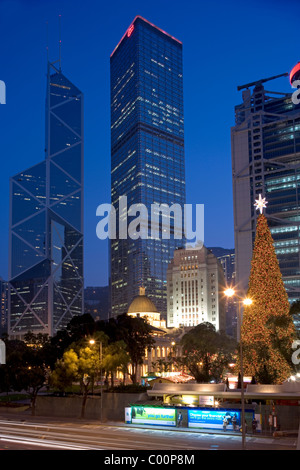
[254,194,268,214]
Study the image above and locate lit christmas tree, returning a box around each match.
[241,196,296,384]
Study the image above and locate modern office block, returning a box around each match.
[209,247,237,337]
[8,60,84,339]
[84,286,110,321]
[208,247,235,285]
[110,16,186,318]
[166,246,226,331]
[231,72,300,309]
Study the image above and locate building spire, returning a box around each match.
[139,286,146,296]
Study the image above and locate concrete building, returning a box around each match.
[126,287,187,382]
[231,71,300,313]
[166,246,226,331]
[127,286,166,329]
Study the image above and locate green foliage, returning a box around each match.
[50,345,102,418]
[0,334,51,415]
[176,322,236,383]
[102,340,130,387]
[0,310,157,407]
[0,394,29,403]
[115,314,155,384]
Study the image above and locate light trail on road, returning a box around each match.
[0,418,296,451]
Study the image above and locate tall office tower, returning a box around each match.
[209,247,237,337]
[166,246,226,331]
[208,247,235,285]
[8,60,84,339]
[84,286,110,321]
[231,70,300,317]
[110,16,185,318]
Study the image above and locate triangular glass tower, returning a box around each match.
[8,60,84,339]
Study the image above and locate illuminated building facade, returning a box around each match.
[8,60,84,339]
[110,16,185,318]
[127,286,166,329]
[231,71,300,316]
[84,286,110,321]
[166,246,226,331]
[208,247,237,337]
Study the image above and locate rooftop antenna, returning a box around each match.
[237,72,288,91]
[59,14,62,71]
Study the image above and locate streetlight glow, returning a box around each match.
[224,288,235,297]
[223,287,253,450]
[88,338,103,422]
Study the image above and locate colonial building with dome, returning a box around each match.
[126,287,189,382]
[127,287,166,330]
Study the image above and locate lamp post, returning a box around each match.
[224,288,252,450]
[89,339,103,422]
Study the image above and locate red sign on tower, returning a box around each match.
[127,24,134,37]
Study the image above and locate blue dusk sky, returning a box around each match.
[0,0,299,287]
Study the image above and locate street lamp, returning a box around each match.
[89,339,103,422]
[224,288,252,450]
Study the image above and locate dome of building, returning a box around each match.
[127,287,158,314]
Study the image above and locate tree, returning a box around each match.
[50,349,79,394]
[0,334,52,415]
[15,366,46,416]
[152,358,172,374]
[0,340,23,395]
[116,314,155,384]
[102,340,130,387]
[51,344,100,418]
[241,213,296,384]
[66,314,96,342]
[177,322,236,383]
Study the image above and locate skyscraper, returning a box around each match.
[110,16,185,318]
[208,247,237,337]
[231,71,300,312]
[166,246,226,330]
[8,59,84,339]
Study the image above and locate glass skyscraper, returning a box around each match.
[110,16,185,318]
[231,73,300,332]
[8,60,84,339]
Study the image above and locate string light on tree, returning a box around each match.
[254,194,268,214]
[240,210,296,384]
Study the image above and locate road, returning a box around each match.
[0,414,297,453]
